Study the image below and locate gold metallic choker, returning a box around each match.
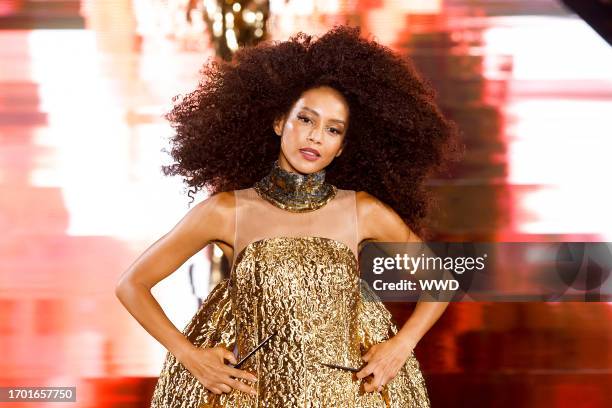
[253,160,337,212]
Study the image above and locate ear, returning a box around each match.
[335,141,346,157]
[273,115,285,136]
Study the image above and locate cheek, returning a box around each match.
[328,136,345,152]
[282,122,304,144]
[284,121,296,133]
[280,125,300,152]
[282,122,300,141]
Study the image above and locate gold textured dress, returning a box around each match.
[150,161,431,408]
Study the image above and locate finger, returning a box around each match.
[217,383,232,393]
[381,376,390,387]
[371,379,384,393]
[355,363,375,379]
[375,375,387,392]
[200,379,218,394]
[209,387,222,395]
[363,370,384,393]
[363,377,378,393]
[223,349,238,365]
[225,377,258,396]
[224,366,258,383]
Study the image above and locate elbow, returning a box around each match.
[114,280,128,301]
[114,277,150,301]
[114,276,136,301]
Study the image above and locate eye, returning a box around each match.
[329,128,341,135]
[298,115,312,124]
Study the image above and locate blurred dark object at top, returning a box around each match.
[186,0,270,61]
[560,0,612,46]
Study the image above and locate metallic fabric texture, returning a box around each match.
[252,160,337,212]
[150,245,431,407]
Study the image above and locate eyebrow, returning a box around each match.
[301,106,346,125]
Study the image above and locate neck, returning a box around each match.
[277,156,307,176]
[253,160,337,212]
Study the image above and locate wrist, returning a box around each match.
[171,340,197,362]
[394,329,420,352]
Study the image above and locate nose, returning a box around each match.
[307,128,323,143]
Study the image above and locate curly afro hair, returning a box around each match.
[161,24,463,239]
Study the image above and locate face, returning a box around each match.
[273,85,349,175]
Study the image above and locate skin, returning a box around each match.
[272,85,348,173]
[115,85,449,397]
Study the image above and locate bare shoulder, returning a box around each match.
[209,190,236,213]
[188,190,235,219]
[181,190,236,246]
[207,190,236,246]
[355,190,418,243]
[355,190,396,222]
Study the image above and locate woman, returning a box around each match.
[115,24,461,407]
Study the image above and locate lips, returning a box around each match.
[300,148,320,157]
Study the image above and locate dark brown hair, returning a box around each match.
[161,24,463,238]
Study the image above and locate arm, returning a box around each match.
[114,191,235,361]
[356,191,449,351]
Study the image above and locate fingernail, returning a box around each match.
[251,376,258,382]
[250,390,257,395]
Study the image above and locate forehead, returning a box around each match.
[292,86,349,120]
